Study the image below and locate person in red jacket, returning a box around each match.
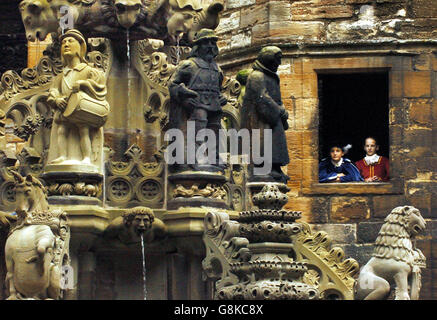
[355,137,389,182]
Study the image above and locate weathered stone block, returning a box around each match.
[412,54,432,71]
[287,130,303,159]
[390,71,403,98]
[230,31,252,50]
[216,12,240,34]
[389,99,408,125]
[403,71,431,98]
[357,221,384,243]
[280,74,302,98]
[287,181,302,197]
[406,182,433,217]
[295,98,318,129]
[227,0,256,9]
[404,127,432,149]
[240,5,268,29]
[372,195,406,218]
[330,197,371,223]
[337,244,374,267]
[291,5,354,20]
[285,197,312,219]
[302,159,318,182]
[287,158,303,181]
[302,130,318,158]
[309,197,329,223]
[411,0,437,18]
[269,1,292,22]
[302,73,318,98]
[312,223,356,244]
[408,99,432,126]
[252,22,269,41]
[432,53,437,71]
[269,21,325,40]
[389,124,404,146]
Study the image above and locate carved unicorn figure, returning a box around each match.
[5,171,70,300]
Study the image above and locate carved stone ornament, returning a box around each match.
[5,171,71,300]
[106,144,165,208]
[203,184,359,300]
[103,206,167,245]
[355,206,427,300]
[18,0,224,44]
[173,183,226,200]
[202,210,319,300]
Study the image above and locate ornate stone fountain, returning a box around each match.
[0,0,425,301]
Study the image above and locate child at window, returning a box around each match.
[319,142,363,183]
[355,137,389,182]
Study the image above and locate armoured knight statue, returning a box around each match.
[168,28,227,170]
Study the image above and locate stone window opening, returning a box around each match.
[317,71,390,184]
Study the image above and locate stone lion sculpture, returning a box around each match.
[5,171,71,300]
[355,206,427,300]
[104,206,167,245]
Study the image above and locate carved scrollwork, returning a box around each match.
[0,55,62,102]
[173,183,227,200]
[295,222,359,300]
[47,182,102,197]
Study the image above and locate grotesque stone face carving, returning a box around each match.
[166,0,201,38]
[114,0,143,29]
[19,0,59,41]
[103,206,167,245]
[123,209,154,236]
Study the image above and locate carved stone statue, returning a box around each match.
[355,206,427,300]
[241,46,290,183]
[112,0,145,29]
[150,0,201,42]
[104,206,167,245]
[168,28,227,169]
[46,29,109,168]
[5,171,71,300]
[19,0,223,44]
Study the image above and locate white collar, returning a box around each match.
[365,154,380,165]
[331,158,343,167]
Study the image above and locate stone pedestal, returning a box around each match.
[167,169,228,210]
[42,165,103,205]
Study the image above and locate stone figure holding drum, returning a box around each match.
[46,29,109,167]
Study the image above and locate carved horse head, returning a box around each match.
[11,171,49,219]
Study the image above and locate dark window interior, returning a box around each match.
[318,72,389,163]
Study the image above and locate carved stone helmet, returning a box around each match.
[192,28,218,44]
[59,29,88,61]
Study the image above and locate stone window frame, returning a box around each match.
[299,55,406,196]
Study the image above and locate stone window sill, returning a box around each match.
[303,181,402,195]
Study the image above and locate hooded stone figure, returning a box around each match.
[241,46,290,182]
